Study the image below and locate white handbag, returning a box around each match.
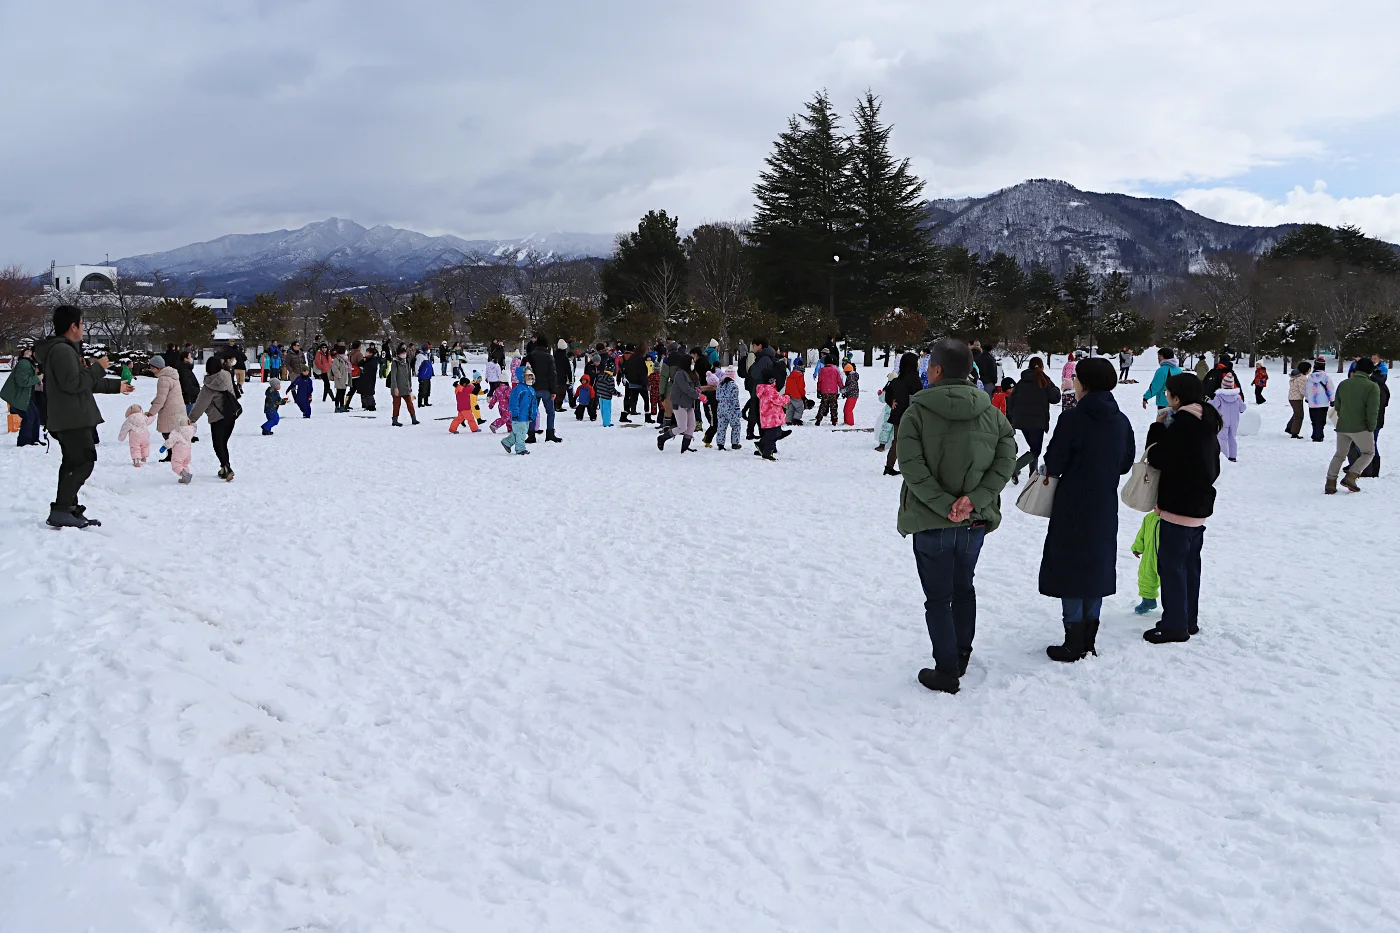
[1015,471,1058,518]
[1121,445,1160,512]
[1328,406,1339,427]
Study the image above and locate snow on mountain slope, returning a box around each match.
[1,358,1397,932]
[925,179,1303,283]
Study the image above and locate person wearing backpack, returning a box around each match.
[188,355,240,482]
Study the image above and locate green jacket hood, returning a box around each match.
[33,335,75,368]
[909,379,992,421]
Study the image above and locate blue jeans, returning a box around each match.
[12,401,41,446]
[262,409,280,432]
[1158,520,1205,633]
[912,526,986,674]
[600,399,612,427]
[1061,597,1103,627]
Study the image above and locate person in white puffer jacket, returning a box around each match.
[1304,359,1334,442]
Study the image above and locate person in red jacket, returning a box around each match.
[784,364,808,425]
[449,380,479,433]
[991,377,1014,415]
[1251,363,1268,405]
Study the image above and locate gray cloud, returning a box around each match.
[3,0,1400,268]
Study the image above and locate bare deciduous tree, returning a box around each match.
[0,266,46,348]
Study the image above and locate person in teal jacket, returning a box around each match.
[1142,347,1183,410]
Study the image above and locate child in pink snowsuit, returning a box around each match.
[117,404,155,467]
[167,415,196,483]
[488,382,512,433]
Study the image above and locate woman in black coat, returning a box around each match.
[1038,358,1136,662]
[1142,373,1221,644]
[1007,356,1061,483]
[883,352,922,476]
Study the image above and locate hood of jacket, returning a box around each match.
[33,335,78,370]
[908,379,994,422]
[202,369,234,392]
[1070,389,1123,422]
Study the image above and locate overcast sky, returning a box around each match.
[4,0,1400,269]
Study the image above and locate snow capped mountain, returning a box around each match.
[115,220,617,297]
[924,179,1303,286]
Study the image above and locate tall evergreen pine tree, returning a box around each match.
[751,91,854,327]
[847,90,932,359]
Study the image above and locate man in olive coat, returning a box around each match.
[896,338,1016,694]
[33,305,135,527]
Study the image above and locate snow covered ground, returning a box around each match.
[2,355,1398,932]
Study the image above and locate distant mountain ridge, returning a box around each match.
[112,180,1373,301]
[923,179,1306,286]
[115,220,617,299]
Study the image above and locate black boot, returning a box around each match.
[917,668,959,694]
[546,429,562,443]
[680,436,694,453]
[658,430,672,450]
[527,430,538,444]
[958,649,972,677]
[46,506,87,528]
[1143,626,1190,644]
[1046,623,1087,663]
[1083,619,1100,657]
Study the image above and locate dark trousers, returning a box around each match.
[758,425,780,456]
[12,401,41,446]
[418,378,431,406]
[1348,429,1382,477]
[210,417,234,472]
[622,384,641,415]
[1286,400,1304,436]
[912,525,986,674]
[745,397,759,437]
[320,373,332,400]
[1254,386,1265,405]
[52,427,97,511]
[1013,428,1045,476]
[1308,406,1328,441]
[1158,520,1204,634]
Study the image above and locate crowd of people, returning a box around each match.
[4,305,1391,699]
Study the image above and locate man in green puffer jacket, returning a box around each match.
[33,305,134,527]
[1326,357,1381,493]
[897,338,1016,695]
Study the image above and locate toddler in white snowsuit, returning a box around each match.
[117,404,156,467]
[167,415,196,484]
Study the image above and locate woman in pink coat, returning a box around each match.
[145,354,186,460]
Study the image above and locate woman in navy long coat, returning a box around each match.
[1038,357,1136,662]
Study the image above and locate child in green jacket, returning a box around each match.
[1132,511,1160,614]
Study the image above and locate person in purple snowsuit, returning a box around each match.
[1209,372,1248,462]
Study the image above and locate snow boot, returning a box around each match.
[778,429,792,440]
[1046,623,1087,663]
[1341,472,1362,493]
[917,667,959,695]
[46,507,88,529]
[178,471,193,485]
[1363,454,1381,478]
[875,444,886,452]
[516,449,530,455]
[1133,598,1158,615]
[1142,626,1190,644]
[645,413,654,423]
[1324,477,1338,494]
[958,649,972,678]
[1083,619,1100,657]
[222,469,234,482]
[658,430,672,451]
[1188,622,1199,636]
[883,466,900,476]
[392,418,402,427]
[546,430,562,443]
[411,417,420,426]
[681,436,694,453]
[502,438,513,453]
[716,443,726,451]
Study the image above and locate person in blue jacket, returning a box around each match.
[1142,347,1183,411]
[503,369,537,455]
[417,354,435,407]
[286,368,314,418]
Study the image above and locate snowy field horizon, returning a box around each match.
[2,354,1397,931]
